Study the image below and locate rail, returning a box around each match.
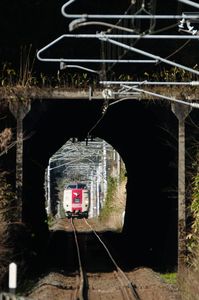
[0,293,30,300]
[83,218,140,300]
[70,218,85,300]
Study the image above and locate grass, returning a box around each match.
[99,176,117,220]
[160,272,177,285]
[98,173,127,231]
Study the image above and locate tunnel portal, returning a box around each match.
[22,98,178,270]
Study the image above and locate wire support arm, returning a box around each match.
[100,80,199,86]
[37,34,157,64]
[61,1,199,20]
[69,20,136,32]
[37,33,199,64]
[131,86,199,108]
[99,36,199,76]
[178,0,199,9]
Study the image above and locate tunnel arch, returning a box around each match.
[22,97,178,269]
[47,136,125,220]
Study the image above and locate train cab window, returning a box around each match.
[77,183,87,189]
[66,183,88,189]
[66,184,77,189]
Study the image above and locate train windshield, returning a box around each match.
[77,183,87,189]
[66,184,77,189]
[66,183,87,189]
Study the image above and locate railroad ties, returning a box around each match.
[70,218,140,300]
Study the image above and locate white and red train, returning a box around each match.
[63,182,90,218]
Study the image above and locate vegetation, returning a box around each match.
[0,60,98,90]
[99,176,118,220]
[99,161,127,231]
[1,58,199,90]
[142,65,199,82]
[186,171,199,255]
[0,124,35,290]
[179,257,199,300]
[0,172,14,286]
[177,143,199,299]
[160,273,177,285]
[0,172,36,291]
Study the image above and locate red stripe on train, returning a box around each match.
[72,189,82,212]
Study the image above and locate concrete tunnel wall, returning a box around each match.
[22,98,179,268]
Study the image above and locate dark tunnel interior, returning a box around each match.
[21,98,179,271]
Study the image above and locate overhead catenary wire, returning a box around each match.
[157,39,191,64]
[86,104,109,137]
[64,1,198,75]
[103,0,156,72]
[37,0,199,113]
[131,0,157,33]
[67,20,196,73]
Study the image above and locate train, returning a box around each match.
[63,182,90,218]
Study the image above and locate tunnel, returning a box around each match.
[22,97,179,271]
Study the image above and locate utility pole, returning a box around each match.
[9,99,31,221]
[102,140,107,202]
[172,102,191,271]
[89,170,94,218]
[47,161,51,215]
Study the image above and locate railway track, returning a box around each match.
[70,218,140,300]
[70,218,86,300]
[27,218,178,300]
